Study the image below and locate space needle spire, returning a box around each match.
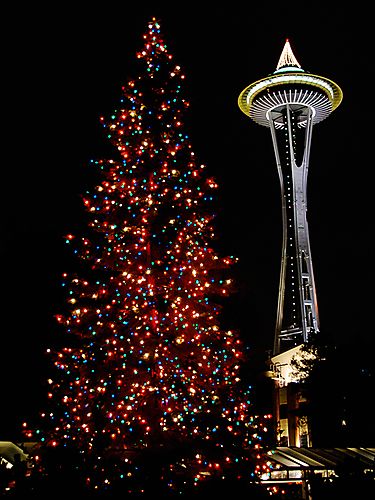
[276,38,301,70]
[238,40,342,357]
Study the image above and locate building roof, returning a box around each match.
[265,446,375,472]
[0,441,28,468]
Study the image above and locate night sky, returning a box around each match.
[2,5,373,437]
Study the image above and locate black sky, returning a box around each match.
[2,5,373,436]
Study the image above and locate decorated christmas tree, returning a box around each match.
[28,17,268,497]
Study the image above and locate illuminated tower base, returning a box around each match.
[238,40,342,446]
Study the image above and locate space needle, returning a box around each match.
[238,40,342,357]
[238,40,342,446]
